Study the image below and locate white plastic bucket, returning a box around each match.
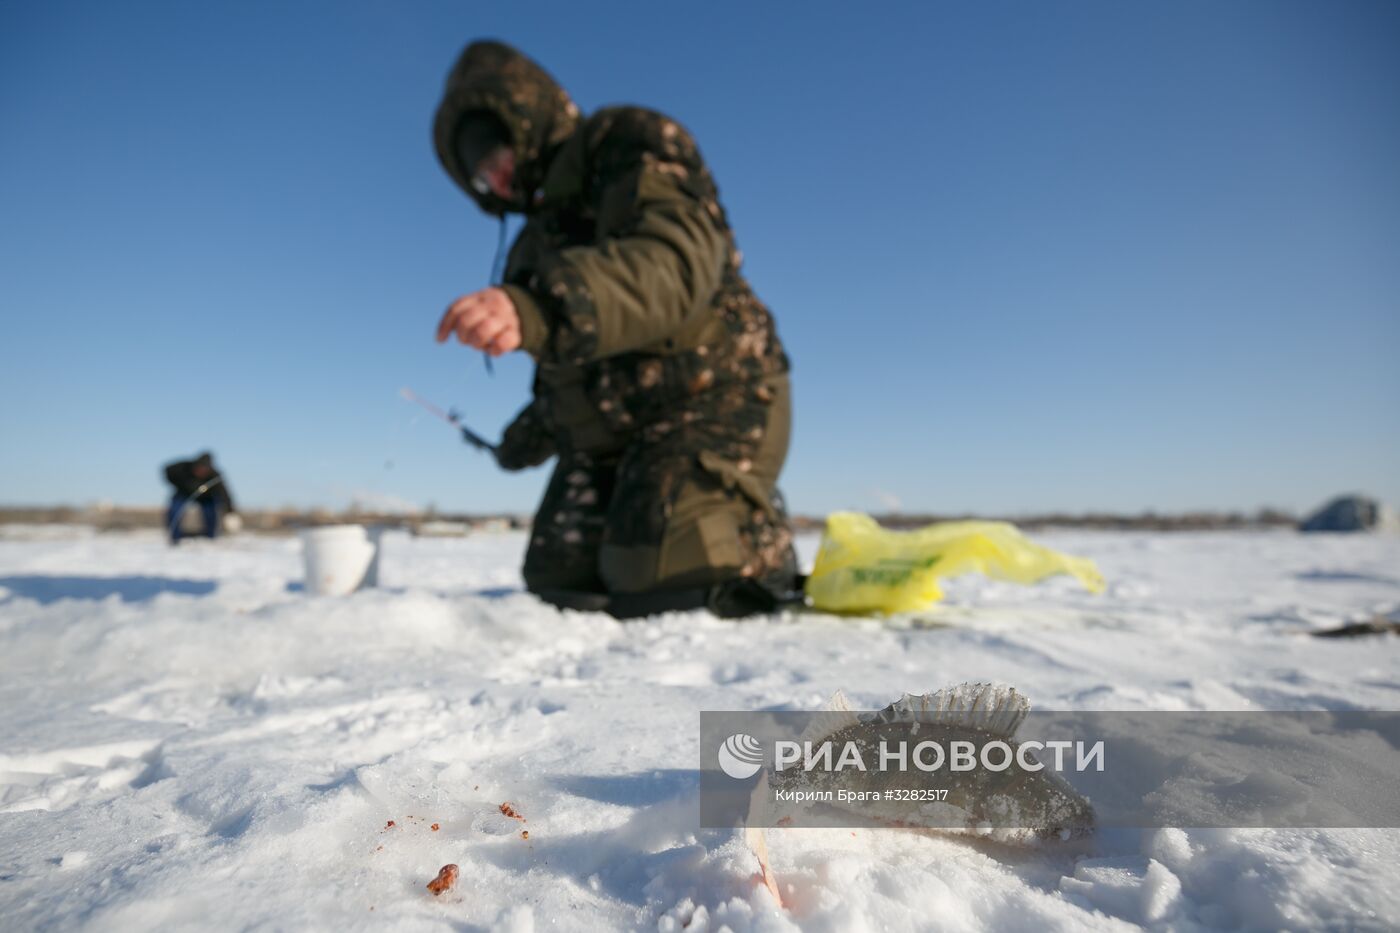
[300,525,378,596]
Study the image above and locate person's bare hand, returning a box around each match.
[435,287,522,356]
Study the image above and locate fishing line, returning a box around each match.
[480,214,512,376]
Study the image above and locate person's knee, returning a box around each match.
[522,534,604,593]
[520,456,614,595]
[599,496,747,594]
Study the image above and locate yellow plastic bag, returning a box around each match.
[805,512,1105,615]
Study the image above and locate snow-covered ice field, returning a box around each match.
[2,527,1399,931]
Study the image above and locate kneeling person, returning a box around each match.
[432,41,797,617]
[163,451,235,544]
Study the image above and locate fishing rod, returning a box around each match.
[400,387,498,454]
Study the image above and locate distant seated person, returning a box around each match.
[163,451,236,543]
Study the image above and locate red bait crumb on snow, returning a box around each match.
[499,802,525,821]
[426,864,459,896]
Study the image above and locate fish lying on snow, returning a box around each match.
[745,683,1095,902]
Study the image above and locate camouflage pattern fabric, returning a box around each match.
[523,376,796,595]
[434,40,579,214]
[520,449,618,593]
[435,41,795,596]
[493,398,555,472]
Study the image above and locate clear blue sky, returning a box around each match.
[2,1,1397,516]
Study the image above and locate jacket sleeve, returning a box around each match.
[494,399,557,472]
[504,124,728,365]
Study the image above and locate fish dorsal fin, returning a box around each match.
[879,683,1029,738]
[799,689,862,744]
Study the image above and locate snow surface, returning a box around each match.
[1,527,1399,931]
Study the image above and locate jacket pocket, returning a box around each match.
[696,450,778,522]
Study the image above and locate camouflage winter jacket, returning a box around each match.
[433,41,789,465]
